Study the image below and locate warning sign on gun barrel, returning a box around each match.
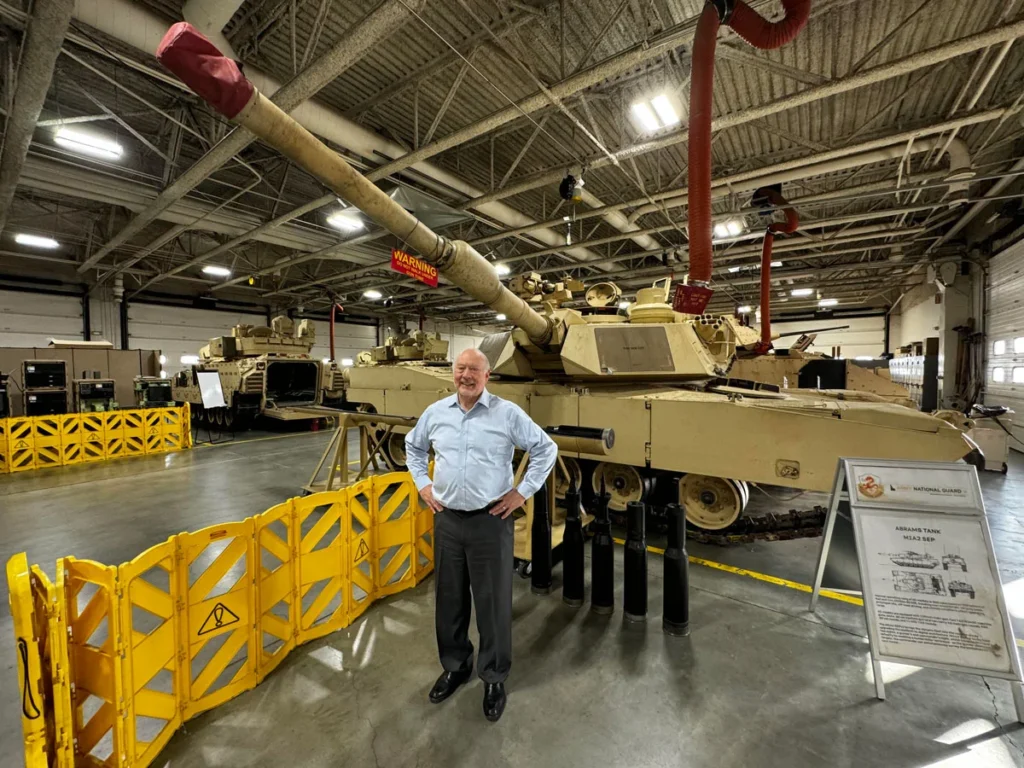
[391,248,438,287]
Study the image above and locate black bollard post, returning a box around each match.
[531,479,553,595]
[623,500,648,623]
[561,483,584,607]
[590,482,614,615]
[662,503,690,636]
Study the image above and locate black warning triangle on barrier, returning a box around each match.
[355,539,370,563]
[197,602,240,636]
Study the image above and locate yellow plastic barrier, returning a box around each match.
[0,405,191,475]
[7,472,434,768]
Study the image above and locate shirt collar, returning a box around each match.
[449,389,491,411]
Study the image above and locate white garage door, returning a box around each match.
[128,304,267,374]
[983,238,1024,451]
[0,289,83,347]
[768,315,886,358]
[309,320,378,365]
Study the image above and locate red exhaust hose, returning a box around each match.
[754,186,799,353]
[682,0,811,314]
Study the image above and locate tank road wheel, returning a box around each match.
[213,408,225,428]
[592,462,649,512]
[678,475,748,530]
[380,431,407,470]
[223,405,235,430]
[554,457,582,500]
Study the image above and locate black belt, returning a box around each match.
[445,500,499,516]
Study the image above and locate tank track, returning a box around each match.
[609,505,828,546]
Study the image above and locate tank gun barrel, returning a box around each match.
[156,23,552,346]
[773,325,850,339]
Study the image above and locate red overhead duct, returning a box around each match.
[675,0,811,316]
[753,187,799,354]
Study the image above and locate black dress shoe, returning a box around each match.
[429,669,472,703]
[483,682,506,722]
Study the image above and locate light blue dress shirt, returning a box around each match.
[405,389,558,511]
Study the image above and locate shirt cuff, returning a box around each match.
[412,473,432,492]
[515,482,537,500]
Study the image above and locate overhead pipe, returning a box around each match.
[0,0,74,233]
[464,18,1024,212]
[752,187,799,354]
[929,156,1024,252]
[157,23,554,345]
[686,0,811,300]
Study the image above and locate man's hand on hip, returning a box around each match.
[490,488,526,519]
[419,484,444,514]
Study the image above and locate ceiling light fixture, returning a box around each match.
[650,94,680,127]
[363,289,382,300]
[818,298,838,307]
[53,127,124,160]
[728,266,741,273]
[630,101,661,133]
[341,358,354,367]
[202,265,231,277]
[618,300,630,310]
[770,260,782,267]
[791,288,814,297]
[713,219,745,240]
[14,233,60,249]
[494,263,511,276]
[737,305,753,313]
[327,209,363,232]
[180,355,199,365]
[495,314,507,321]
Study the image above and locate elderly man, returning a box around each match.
[405,347,557,722]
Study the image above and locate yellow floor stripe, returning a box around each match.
[612,537,864,606]
[613,539,1024,649]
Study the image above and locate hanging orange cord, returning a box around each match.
[753,187,800,355]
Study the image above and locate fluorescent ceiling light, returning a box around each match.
[650,94,680,127]
[341,358,354,367]
[158,355,167,365]
[713,219,745,240]
[770,261,782,267]
[53,127,123,160]
[737,305,753,313]
[202,265,231,277]
[327,209,363,232]
[630,102,661,133]
[495,314,507,321]
[855,356,874,361]
[728,266,741,273]
[791,288,814,297]
[494,263,511,276]
[15,233,59,249]
[180,355,199,365]
[160,370,167,379]
[618,301,630,310]
[363,289,382,300]
[819,298,838,307]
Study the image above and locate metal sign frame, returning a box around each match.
[810,458,1024,718]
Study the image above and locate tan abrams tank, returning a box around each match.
[151,35,975,530]
[173,315,345,428]
[345,277,977,530]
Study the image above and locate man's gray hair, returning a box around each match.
[456,346,491,371]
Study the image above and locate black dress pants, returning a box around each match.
[434,507,513,684]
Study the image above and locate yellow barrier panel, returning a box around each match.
[7,472,433,768]
[0,406,189,474]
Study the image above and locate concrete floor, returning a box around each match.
[3,430,1024,767]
